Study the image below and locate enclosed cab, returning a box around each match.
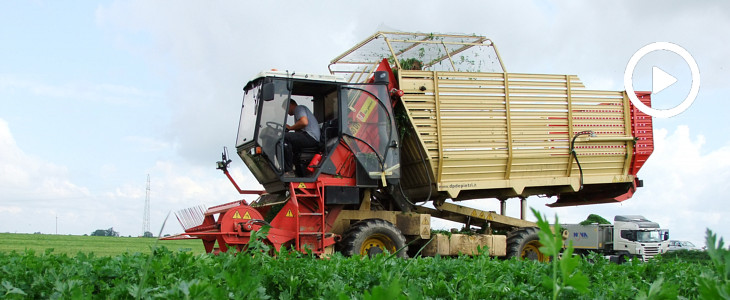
[236,70,400,193]
[613,215,669,260]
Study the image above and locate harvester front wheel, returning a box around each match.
[340,219,408,258]
[507,227,549,262]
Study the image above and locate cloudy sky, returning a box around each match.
[1,1,728,247]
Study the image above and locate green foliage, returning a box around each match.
[398,58,423,70]
[697,229,730,299]
[661,249,710,263]
[579,214,611,225]
[0,243,716,299]
[532,208,589,299]
[1,228,728,298]
[636,277,678,300]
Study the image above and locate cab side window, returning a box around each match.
[620,230,635,241]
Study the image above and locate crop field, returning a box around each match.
[0,226,727,299]
[0,233,205,256]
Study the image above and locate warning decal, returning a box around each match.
[232,211,242,219]
[242,211,252,219]
[285,209,294,217]
[356,97,376,122]
[297,182,306,188]
[470,210,477,217]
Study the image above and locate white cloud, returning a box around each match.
[0,74,160,105]
[0,117,261,236]
[92,0,730,168]
[0,118,93,233]
[0,118,89,202]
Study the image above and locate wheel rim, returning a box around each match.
[521,240,548,262]
[360,233,396,256]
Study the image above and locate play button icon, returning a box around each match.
[652,66,677,94]
[624,42,700,118]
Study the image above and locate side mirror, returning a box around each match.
[262,82,275,101]
[216,147,232,171]
[373,71,389,84]
[663,231,669,241]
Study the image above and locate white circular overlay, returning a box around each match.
[623,42,700,118]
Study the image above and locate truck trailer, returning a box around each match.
[165,32,654,260]
[562,215,669,262]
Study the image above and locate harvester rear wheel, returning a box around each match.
[339,219,408,258]
[507,227,549,262]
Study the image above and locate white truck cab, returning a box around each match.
[613,215,670,261]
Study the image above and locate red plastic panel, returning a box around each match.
[629,92,654,175]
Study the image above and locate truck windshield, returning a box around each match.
[635,230,662,243]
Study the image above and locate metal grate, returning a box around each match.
[329,32,506,83]
[174,205,206,231]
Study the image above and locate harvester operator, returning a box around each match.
[284,99,320,176]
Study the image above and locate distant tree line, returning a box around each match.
[89,228,156,237]
[91,227,155,237]
[91,227,119,237]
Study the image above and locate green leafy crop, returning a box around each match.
[532,208,589,299]
[0,224,726,299]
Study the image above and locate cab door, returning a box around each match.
[340,83,400,183]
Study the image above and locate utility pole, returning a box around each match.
[143,174,151,236]
[55,215,58,235]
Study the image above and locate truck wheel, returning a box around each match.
[507,227,549,262]
[339,219,408,258]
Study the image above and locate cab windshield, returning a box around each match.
[635,230,662,243]
[236,83,260,147]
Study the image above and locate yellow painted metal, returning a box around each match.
[383,37,401,70]
[413,202,537,229]
[521,240,549,262]
[330,31,637,202]
[566,74,575,177]
[421,233,507,256]
[400,69,635,199]
[504,72,514,179]
[491,42,507,73]
[434,72,444,183]
[359,189,371,211]
[621,91,635,176]
[361,233,396,255]
[441,41,457,71]
[332,210,431,238]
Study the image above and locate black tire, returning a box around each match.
[506,227,549,262]
[339,219,408,258]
